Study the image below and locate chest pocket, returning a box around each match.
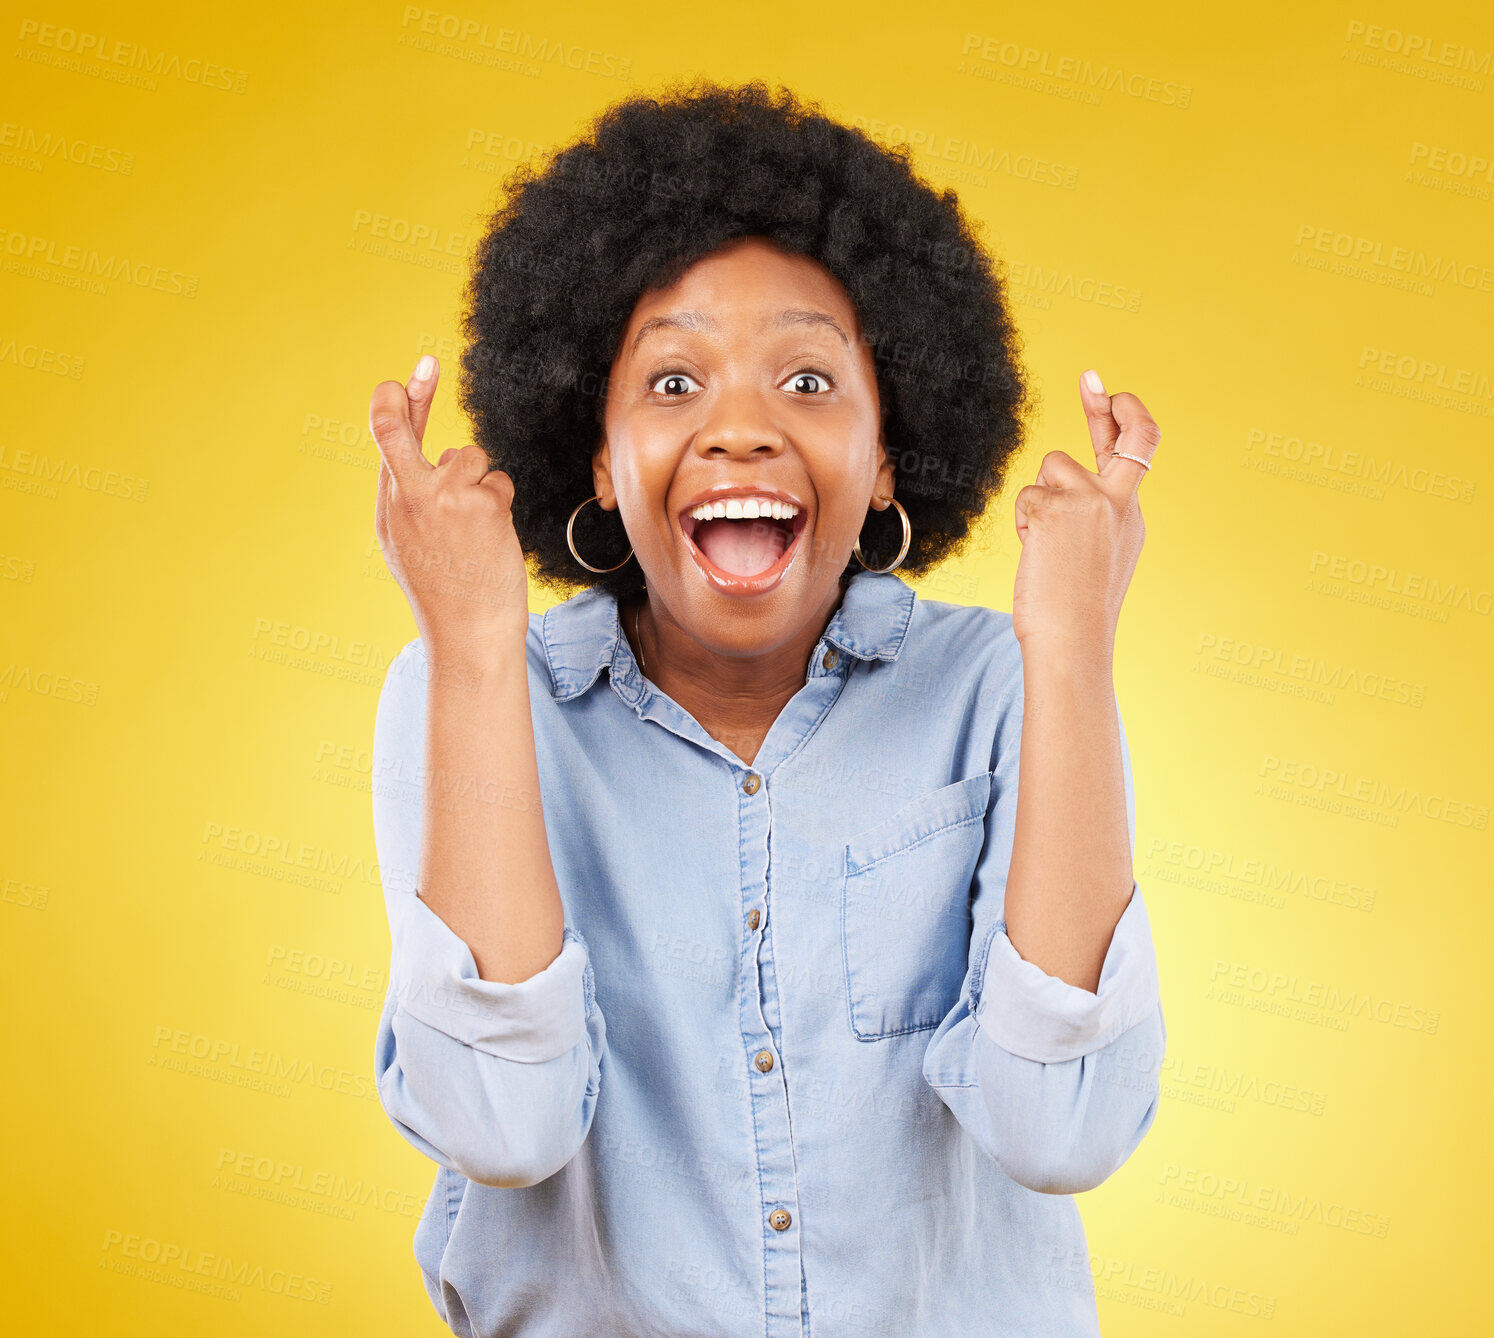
[840,770,994,1041]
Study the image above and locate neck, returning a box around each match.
[627,577,849,764]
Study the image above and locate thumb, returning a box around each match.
[1080,369,1120,466]
[407,355,439,445]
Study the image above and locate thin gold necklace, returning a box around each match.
[632,601,646,674]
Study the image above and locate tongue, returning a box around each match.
[694,517,790,576]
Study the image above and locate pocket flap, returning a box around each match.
[845,770,994,872]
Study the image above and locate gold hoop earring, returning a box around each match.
[566,495,634,573]
[853,498,911,573]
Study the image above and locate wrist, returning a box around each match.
[423,622,529,677]
[1018,632,1115,682]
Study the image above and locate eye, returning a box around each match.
[783,368,835,395]
[649,370,702,397]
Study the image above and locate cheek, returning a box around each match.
[805,442,881,524]
[819,497,866,545]
[611,444,677,531]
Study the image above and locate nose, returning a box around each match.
[692,382,786,460]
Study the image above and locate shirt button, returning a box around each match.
[743,773,761,795]
[822,648,839,670]
[769,1209,792,1231]
[747,908,761,930]
[754,1050,775,1073]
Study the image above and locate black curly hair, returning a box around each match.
[457,77,1036,605]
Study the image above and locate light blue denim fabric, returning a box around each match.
[370,568,1166,1337]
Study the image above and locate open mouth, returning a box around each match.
[678,497,809,595]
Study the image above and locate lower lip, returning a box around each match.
[679,516,806,597]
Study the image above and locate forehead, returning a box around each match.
[621,237,861,340]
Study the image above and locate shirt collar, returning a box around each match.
[540,569,917,703]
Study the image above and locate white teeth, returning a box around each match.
[686,497,801,522]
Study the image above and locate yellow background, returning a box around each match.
[4,0,1490,1331]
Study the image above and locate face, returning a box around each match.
[593,235,893,658]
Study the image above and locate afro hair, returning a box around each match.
[457,76,1035,603]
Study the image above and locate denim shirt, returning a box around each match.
[370,568,1166,1338]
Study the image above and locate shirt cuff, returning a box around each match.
[391,892,591,1063]
[972,882,1161,1064]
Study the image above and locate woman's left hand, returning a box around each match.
[1010,371,1158,664]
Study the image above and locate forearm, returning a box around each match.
[419,643,565,984]
[1004,643,1134,993]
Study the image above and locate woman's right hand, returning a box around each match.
[370,356,531,660]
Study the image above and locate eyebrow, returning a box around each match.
[629,308,852,358]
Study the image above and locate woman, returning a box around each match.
[368,79,1165,1337]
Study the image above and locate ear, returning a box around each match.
[872,429,896,509]
[592,436,617,509]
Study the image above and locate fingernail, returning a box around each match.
[413,355,436,382]
[1082,369,1105,395]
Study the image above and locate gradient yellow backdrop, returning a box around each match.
[4,0,1490,1332]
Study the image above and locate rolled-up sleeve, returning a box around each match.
[371,639,607,1190]
[973,880,1160,1064]
[923,658,1165,1195]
